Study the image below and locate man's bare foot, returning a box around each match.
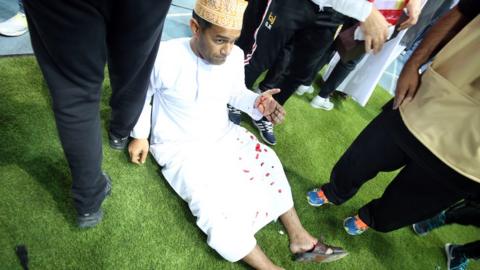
[289,229,318,254]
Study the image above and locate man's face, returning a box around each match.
[194,22,241,65]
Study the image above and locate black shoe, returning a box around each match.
[109,133,129,150]
[77,173,112,228]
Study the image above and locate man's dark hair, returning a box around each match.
[192,10,212,30]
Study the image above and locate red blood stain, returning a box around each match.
[278,189,282,193]
[250,135,254,140]
[264,149,268,152]
[250,177,254,181]
[243,169,250,173]
[255,143,261,152]
[265,173,270,177]
[255,153,259,159]
[260,162,264,166]
[270,182,275,186]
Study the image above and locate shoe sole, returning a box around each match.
[295,89,314,96]
[108,140,127,150]
[78,210,104,229]
[306,195,326,207]
[321,251,349,263]
[295,250,348,263]
[445,243,453,270]
[0,29,28,37]
[411,224,428,236]
[310,103,334,111]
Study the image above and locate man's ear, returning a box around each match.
[190,18,200,37]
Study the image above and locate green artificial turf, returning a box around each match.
[0,56,478,270]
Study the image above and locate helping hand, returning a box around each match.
[398,0,421,31]
[361,7,390,54]
[255,88,286,125]
[128,138,150,165]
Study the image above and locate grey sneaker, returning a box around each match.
[412,210,446,236]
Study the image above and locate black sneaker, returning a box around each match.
[109,133,129,150]
[252,118,276,145]
[77,173,112,228]
[227,104,242,125]
[445,243,469,270]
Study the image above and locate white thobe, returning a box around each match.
[132,38,294,262]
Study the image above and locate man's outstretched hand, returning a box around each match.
[255,88,286,125]
[128,138,149,165]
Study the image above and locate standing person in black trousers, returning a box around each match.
[306,0,479,236]
[22,0,172,228]
[230,0,389,145]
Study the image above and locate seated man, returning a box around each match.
[128,0,347,269]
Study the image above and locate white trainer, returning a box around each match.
[295,84,314,95]
[0,12,28,37]
[310,96,334,111]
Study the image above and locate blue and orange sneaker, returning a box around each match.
[307,188,330,207]
[343,215,369,235]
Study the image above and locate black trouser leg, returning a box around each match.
[236,0,269,54]
[357,160,476,232]
[322,108,409,205]
[23,0,170,214]
[24,0,108,214]
[258,40,293,90]
[318,53,365,98]
[107,0,171,138]
[457,241,480,260]
[243,0,313,89]
[274,9,348,105]
[321,105,480,232]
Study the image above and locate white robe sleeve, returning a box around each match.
[228,47,264,121]
[130,65,162,139]
[311,0,373,22]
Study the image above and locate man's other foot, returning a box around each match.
[252,118,276,145]
[412,210,446,236]
[109,133,129,150]
[310,96,334,111]
[343,215,368,235]
[307,188,330,207]
[77,173,112,228]
[227,104,242,125]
